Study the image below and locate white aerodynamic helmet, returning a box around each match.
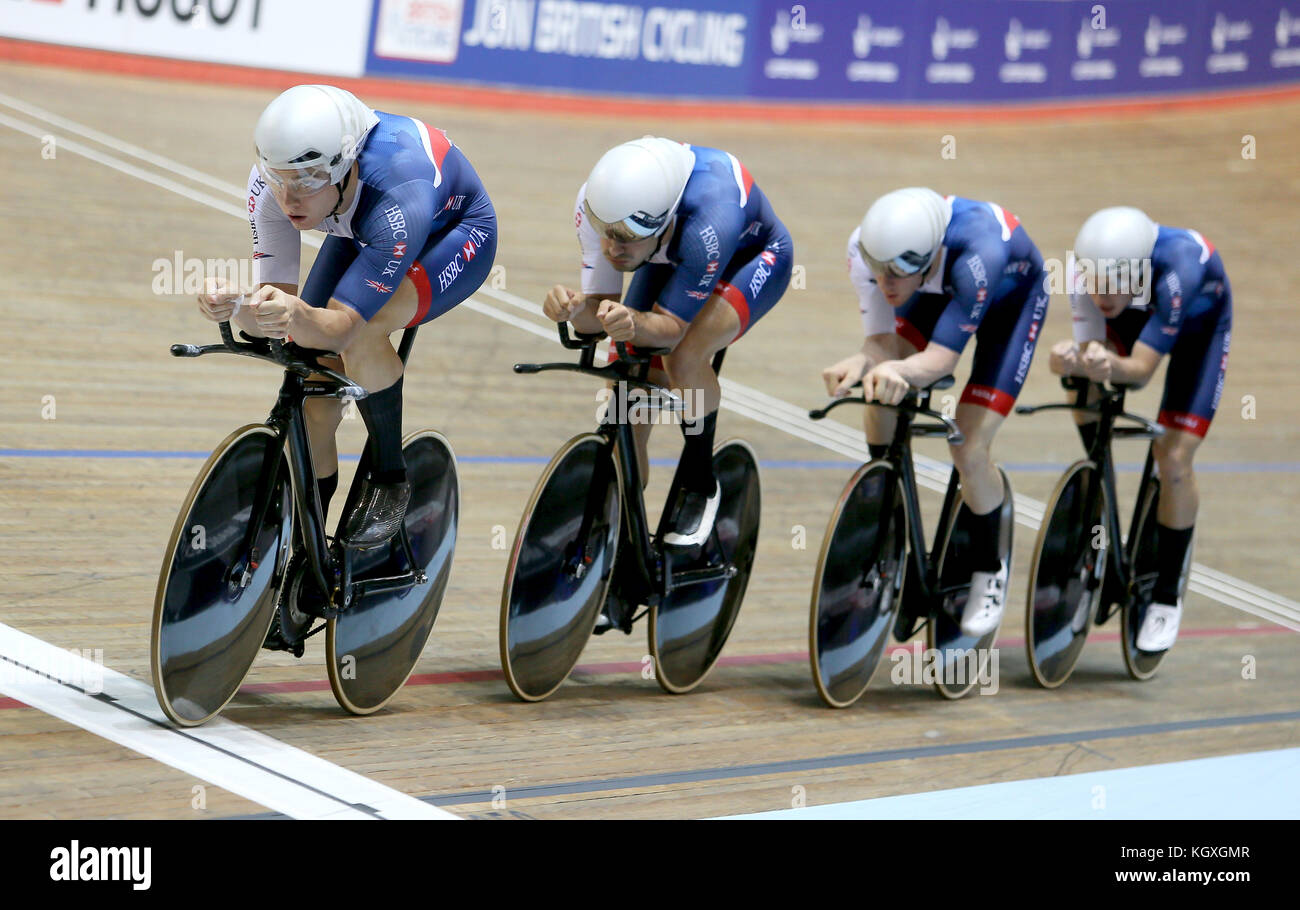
[857,187,951,277]
[254,85,380,195]
[584,137,697,239]
[1073,206,1159,279]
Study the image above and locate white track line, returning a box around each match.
[2,95,1295,632]
[0,623,456,819]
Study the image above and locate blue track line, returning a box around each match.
[1,447,1296,473]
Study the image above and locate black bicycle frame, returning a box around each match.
[1017,377,1163,620]
[811,381,964,619]
[172,321,423,615]
[515,325,731,607]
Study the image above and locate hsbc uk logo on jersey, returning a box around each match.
[436,225,492,293]
[748,246,779,298]
[697,225,722,287]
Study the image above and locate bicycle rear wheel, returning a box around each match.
[500,434,622,702]
[650,439,761,694]
[809,461,907,708]
[151,425,292,726]
[1025,460,1108,688]
[929,467,1014,699]
[327,430,458,714]
[1122,475,1190,680]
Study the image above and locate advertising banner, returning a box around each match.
[365,0,1300,102]
[3,0,372,78]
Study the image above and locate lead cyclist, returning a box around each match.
[197,85,497,547]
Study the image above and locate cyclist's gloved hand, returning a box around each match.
[1081,340,1112,384]
[596,299,636,342]
[863,362,909,406]
[198,276,245,323]
[247,285,293,340]
[543,285,585,323]
[1050,339,1082,377]
[823,352,868,398]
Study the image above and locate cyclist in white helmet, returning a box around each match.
[196,84,496,550]
[543,137,792,552]
[823,188,1050,638]
[1050,206,1232,652]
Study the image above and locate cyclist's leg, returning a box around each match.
[1148,302,1230,607]
[340,206,498,544]
[613,264,675,485]
[663,236,791,488]
[300,237,360,515]
[659,235,791,543]
[304,354,346,516]
[955,273,1048,516]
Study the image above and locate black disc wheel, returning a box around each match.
[327,431,459,714]
[151,425,292,726]
[809,461,907,708]
[649,440,761,694]
[1025,460,1108,688]
[1122,474,1190,680]
[500,434,622,702]
[928,467,1015,700]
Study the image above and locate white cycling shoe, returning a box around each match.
[1136,600,1182,652]
[663,479,721,548]
[961,561,1008,637]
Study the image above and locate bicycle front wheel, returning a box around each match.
[1025,460,1108,688]
[809,461,907,708]
[151,425,292,726]
[500,434,622,702]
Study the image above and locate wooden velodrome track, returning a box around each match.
[1,58,1297,820]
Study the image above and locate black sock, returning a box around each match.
[317,472,338,517]
[679,410,719,494]
[1075,422,1099,453]
[967,500,1004,572]
[868,443,890,460]
[356,375,407,484]
[1154,523,1194,604]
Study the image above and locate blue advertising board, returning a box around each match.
[364,0,1300,103]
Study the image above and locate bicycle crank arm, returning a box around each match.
[666,563,737,592]
[352,571,423,600]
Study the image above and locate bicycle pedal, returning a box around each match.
[261,625,306,659]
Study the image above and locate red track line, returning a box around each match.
[4,37,1300,125]
[0,623,1278,710]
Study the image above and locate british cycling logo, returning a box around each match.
[49,841,151,890]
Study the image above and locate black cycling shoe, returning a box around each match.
[593,589,635,636]
[663,478,720,549]
[340,477,411,548]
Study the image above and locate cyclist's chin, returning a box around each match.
[606,255,644,271]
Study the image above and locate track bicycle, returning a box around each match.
[152,322,457,724]
[499,324,761,701]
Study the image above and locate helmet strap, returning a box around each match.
[329,168,353,221]
[650,216,676,257]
